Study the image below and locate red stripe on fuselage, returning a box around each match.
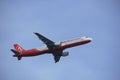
[18,49,47,57]
[51,39,91,52]
[17,39,91,57]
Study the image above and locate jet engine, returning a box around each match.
[61,52,69,57]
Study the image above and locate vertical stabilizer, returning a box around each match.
[14,44,25,53]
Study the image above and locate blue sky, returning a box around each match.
[0,0,120,80]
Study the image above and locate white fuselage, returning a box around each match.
[36,37,92,52]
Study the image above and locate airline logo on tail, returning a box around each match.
[11,44,25,60]
[14,44,25,53]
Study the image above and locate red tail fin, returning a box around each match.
[14,44,25,53]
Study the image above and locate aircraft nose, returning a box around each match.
[88,38,93,41]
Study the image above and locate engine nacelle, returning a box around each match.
[61,52,69,57]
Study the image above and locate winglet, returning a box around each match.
[33,32,37,35]
[34,32,40,36]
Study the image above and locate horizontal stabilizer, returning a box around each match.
[11,49,20,55]
[11,49,22,60]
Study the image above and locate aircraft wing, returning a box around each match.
[52,50,63,63]
[34,32,55,49]
[54,55,61,63]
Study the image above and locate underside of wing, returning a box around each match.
[52,50,63,63]
[54,55,61,63]
[34,32,55,49]
[34,32,63,63]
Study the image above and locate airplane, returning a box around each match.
[11,32,92,63]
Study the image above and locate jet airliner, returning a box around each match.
[11,33,92,63]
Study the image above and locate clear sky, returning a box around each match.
[0,0,120,80]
